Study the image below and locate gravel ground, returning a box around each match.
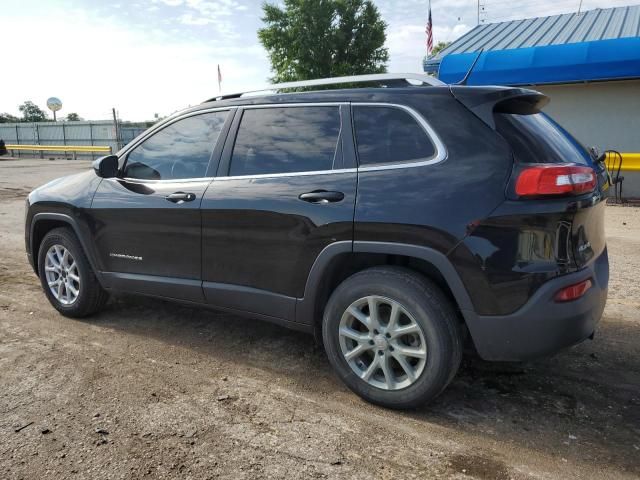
[1,159,639,479]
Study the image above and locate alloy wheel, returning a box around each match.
[338,295,427,390]
[44,244,80,306]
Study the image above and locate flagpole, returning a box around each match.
[426,0,433,58]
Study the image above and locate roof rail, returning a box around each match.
[204,73,444,103]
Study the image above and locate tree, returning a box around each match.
[18,101,47,122]
[431,41,451,57]
[0,113,20,123]
[423,41,453,73]
[65,113,82,121]
[258,0,388,83]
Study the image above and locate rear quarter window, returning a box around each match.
[353,105,435,166]
[495,113,591,165]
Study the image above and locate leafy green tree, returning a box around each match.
[423,42,452,65]
[258,0,388,83]
[0,112,20,123]
[18,101,47,122]
[65,113,82,121]
[431,41,451,57]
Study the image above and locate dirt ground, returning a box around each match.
[1,158,639,480]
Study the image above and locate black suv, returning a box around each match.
[25,74,609,408]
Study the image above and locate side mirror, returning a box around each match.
[93,155,119,178]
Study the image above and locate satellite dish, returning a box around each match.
[47,97,62,112]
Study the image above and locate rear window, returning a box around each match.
[495,113,591,165]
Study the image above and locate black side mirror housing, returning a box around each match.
[93,155,119,178]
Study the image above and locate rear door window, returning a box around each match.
[353,105,435,166]
[229,106,341,176]
[495,113,591,165]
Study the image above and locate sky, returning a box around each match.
[1,0,633,121]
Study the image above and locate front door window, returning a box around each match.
[124,111,228,180]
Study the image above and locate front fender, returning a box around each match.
[26,170,102,277]
[27,212,103,282]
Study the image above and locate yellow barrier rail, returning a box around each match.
[606,152,640,172]
[4,145,638,169]
[6,144,112,153]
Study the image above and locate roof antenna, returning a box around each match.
[458,49,483,85]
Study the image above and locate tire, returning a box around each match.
[322,266,463,409]
[37,227,108,318]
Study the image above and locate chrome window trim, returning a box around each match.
[115,102,447,183]
[219,102,447,180]
[215,168,358,181]
[119,106,234,158]
[351,103,447,172]
[221,102,347,180]
[107,176,214,185]
[116,106,234,184]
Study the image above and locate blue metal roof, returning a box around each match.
[441,6,640,55]
[438,36,640,85]
[425,5,640,85]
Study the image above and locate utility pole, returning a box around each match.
[112,108,121,151]
[476,0,487,24]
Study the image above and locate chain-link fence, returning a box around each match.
[0,121,148,159]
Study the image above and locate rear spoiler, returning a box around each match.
[449,86,549,129]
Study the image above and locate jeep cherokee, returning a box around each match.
[25,74,609,408]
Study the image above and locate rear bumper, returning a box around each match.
[463,248,609,361]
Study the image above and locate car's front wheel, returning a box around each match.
[37,227,108,318]
[322,266,462,409]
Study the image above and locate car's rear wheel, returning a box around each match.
[37,227,108,318]
[322,266,462,409]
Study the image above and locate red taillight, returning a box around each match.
[516,165,596,197]
[554,278,592,302]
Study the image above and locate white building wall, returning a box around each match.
[535,80,640,198]
[535,79,640,153]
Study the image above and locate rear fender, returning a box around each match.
[296,241,475,326]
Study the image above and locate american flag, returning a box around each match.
[425,5,433,56]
